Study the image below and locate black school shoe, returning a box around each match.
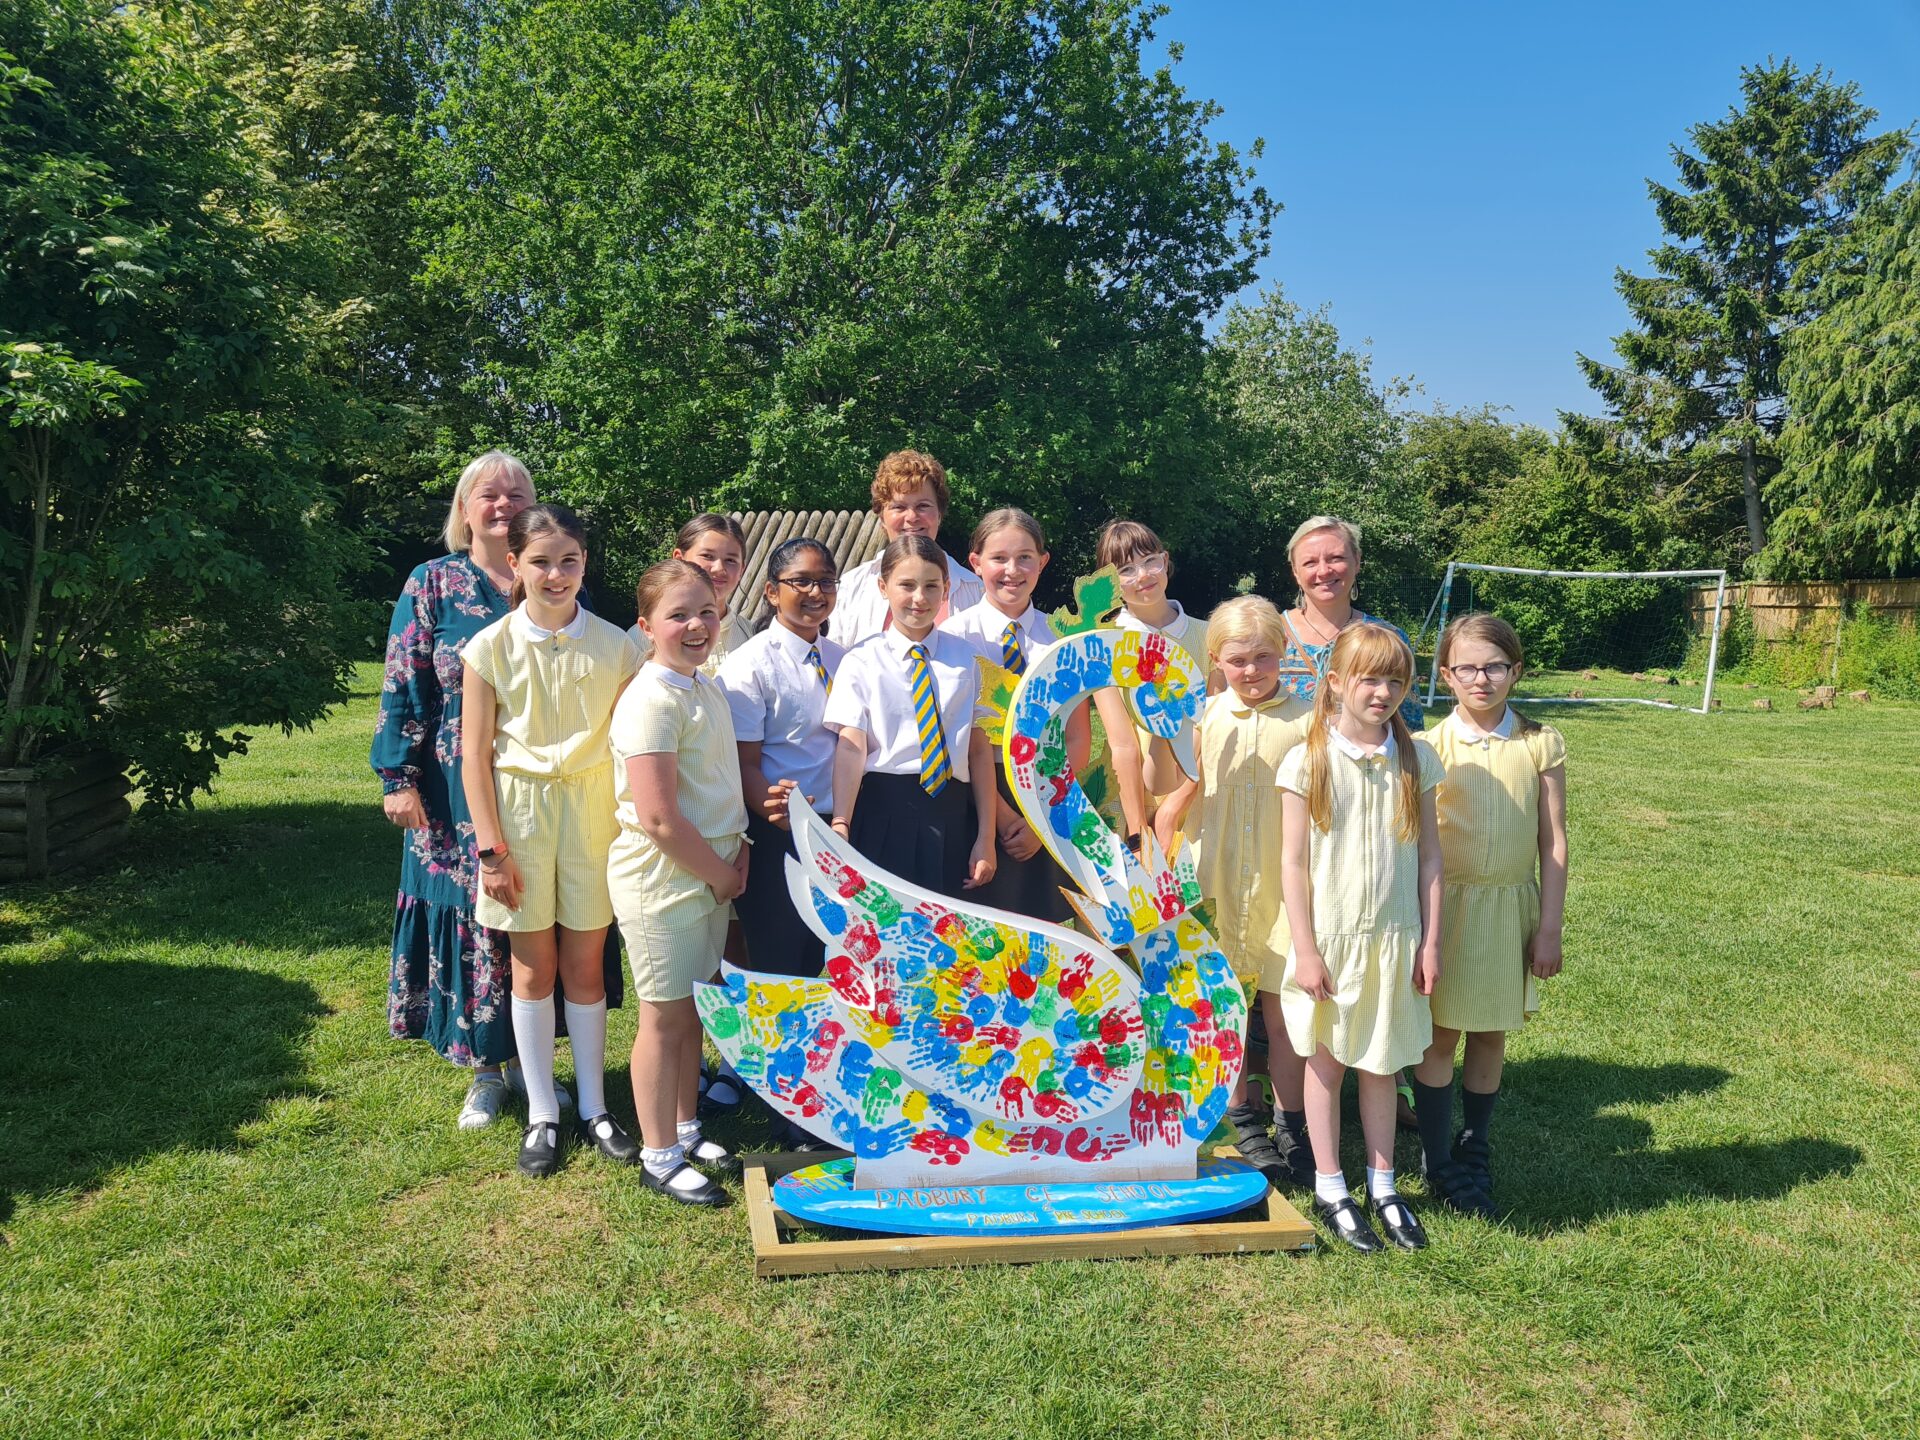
[642,1161,728,1208]
[579,1113,639,1165]
[517,1120,564,1178]
[1369,1189,1429,1250]
[1312,1196,1383,1254]
[1225,1100,1282,1171]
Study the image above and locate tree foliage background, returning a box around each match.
[3,4,1915,800]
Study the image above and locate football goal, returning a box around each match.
[1415,562,1730,714]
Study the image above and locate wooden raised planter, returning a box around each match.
[0,750,133,882]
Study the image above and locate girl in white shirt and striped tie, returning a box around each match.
[940,508,1091,921]
[824,534,996,899]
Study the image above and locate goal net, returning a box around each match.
[1415,563,1730,714]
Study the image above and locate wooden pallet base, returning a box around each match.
[742,1150,1315,1278]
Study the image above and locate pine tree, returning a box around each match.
[1575,61,1910,560]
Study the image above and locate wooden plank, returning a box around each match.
[48,774,129,826]
[45,818,129,875]
[741,1153,1313,1279]
[50,796,131,847]
[0,751,124,805]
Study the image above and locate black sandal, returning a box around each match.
[1370,1189,1429,1250]
[1270,1121,1316,1190]
[642,1161,728,1207]
[517,1120,563,1179]
[1312,1195,1383,1253]
[1225,1100,1282,1171]
[1425,1158,1496,1220]
[579,1113,639,1165]
[702,1070,745,1113]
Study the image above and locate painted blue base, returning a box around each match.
[771,1156,1272,1237]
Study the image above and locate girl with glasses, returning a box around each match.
[1090,518,1219,850]
[716,538,845,983]
[1409,615,1569,1221]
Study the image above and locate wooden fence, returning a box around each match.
[1686,578,1920,639]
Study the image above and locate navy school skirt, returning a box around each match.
[846,771,974,903]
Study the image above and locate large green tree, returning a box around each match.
[207,0,494,586]
[0,1,368,803]
[423,0,1274,599]
[1575,61,1909,563]
[1766,181,1920,579]
[1402,404,1549,564]
[1208,288,1429,616]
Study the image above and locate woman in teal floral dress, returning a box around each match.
[373,452,573,1126]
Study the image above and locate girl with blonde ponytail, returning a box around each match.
[1275,623,1446,1254]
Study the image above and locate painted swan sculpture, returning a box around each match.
[696,597,1246,1190]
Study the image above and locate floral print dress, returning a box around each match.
[372,554,516,1066]
[1274,610,1426,731]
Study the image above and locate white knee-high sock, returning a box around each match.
[562,998,608,1121]
[510,994,560,1125]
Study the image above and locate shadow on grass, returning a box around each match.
[1497,1056,1862,1231]
[0,957,323,1224]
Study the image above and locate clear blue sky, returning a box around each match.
[1153,1,1920,428]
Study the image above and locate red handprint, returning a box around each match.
[909,1131,969,1165]
[997,1075,1033,1116]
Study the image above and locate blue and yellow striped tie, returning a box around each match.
[806,643,830,692]
[906,643,952,796]
[1000,620,1027,677]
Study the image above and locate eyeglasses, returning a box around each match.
[775,576,839,594]
[1117,553,1168,583]
[1444,662,1514,683]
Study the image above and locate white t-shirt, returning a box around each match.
[716,621,844,813]
[823,628,982,781]
[830,549,985,649]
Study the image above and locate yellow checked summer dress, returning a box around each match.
[1275,732,1445,1073]
[607,664,751,1002]
[463,607,640,933]
[1428,709,1566,1032]
[1188,690,1309,995]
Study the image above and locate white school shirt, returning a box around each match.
[823,627,981,782]
[939,600,1057,670]
[830,549,985,648]
[716,622,844,812]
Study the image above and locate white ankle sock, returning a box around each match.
[1367,1165,1397,1201]
[676,1118,702,1145]
[561,998,608,1120]
[1314,1170,1351,1206]
[509,994,560,1124]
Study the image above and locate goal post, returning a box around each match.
[1417,562,1730,715]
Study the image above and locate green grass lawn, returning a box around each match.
[3,665,1918,1438]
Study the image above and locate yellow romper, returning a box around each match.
[607,664,751,1002]
[628,611,751,679]
[1275,731,1445,1074]
[1188,689,1310,994]
[1428,708,1566,1033]
[463,607,640,933]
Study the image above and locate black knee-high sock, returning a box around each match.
[1461,1085,1498,1141]
[1411,1077,1456,1172]
[1277,1108,1307,1141]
